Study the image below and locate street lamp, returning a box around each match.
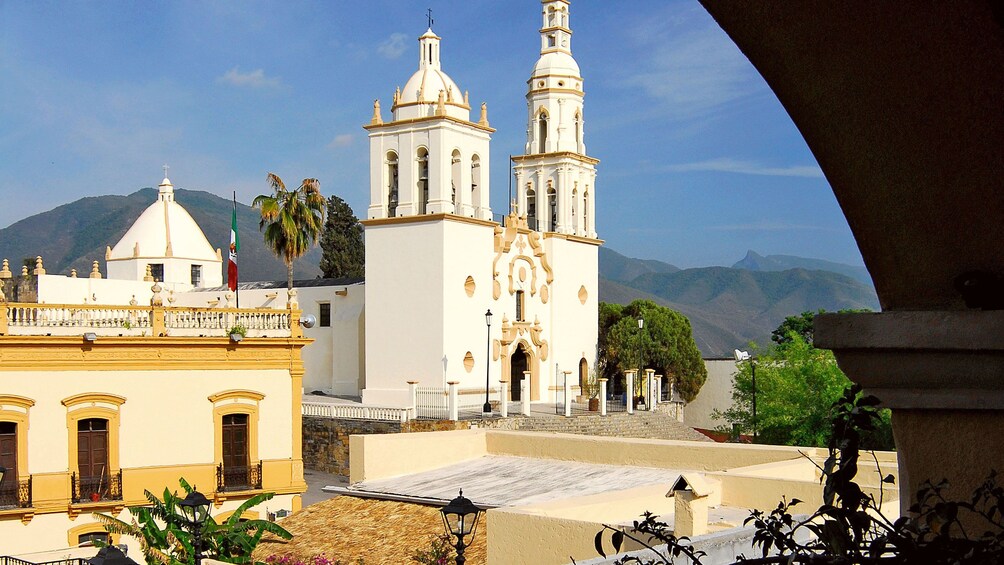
[178,490,212,565]
[87,545,138,565]
[734,349,757,441]
[440,490,483,565]
[483,309,493,415]
[636,317,644,405]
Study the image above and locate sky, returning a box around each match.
[0,0,865,269]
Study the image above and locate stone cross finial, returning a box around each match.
[90,261,102,279]
[163,164,169,177]
[0,259,11,279]
[33,256,45,276]
[426,7,433,29]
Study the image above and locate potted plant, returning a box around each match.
[581,371,601,411]
[229,324,248,342]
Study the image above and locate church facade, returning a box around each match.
[360,0,600,406]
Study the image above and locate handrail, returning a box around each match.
[1,302,295,338]
[302,402,410,423]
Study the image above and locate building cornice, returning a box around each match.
[511,152,600,166]
[362,213,497,229]
[542,232,604,246]
[364,114,495,134]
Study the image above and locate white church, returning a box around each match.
[16,0,600,409]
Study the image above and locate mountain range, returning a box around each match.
[0,188,878,357]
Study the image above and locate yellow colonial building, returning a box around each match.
[0,177,308,556]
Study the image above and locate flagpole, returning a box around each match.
[233,191,239,309]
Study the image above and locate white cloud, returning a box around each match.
[615,7,759,121]
[217,67,281,89]
[377,33,408,59]
[327,134,354,149]
[661,158,824,178]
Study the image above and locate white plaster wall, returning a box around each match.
[685,359,740,431]
[36,274,189,306]
[177,284,366,396]
[363,221,447,406]
[544,237,599,398]
[441,221,498,389]
[2,367,292,473]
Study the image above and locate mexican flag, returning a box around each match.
[228,196,239,291]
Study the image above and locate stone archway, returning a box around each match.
[502,339,539,401]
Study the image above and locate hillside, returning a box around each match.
[0,191,879,357]
[597,253,879,356]
[0,188,321,282]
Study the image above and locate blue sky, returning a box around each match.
[0,0,864,269]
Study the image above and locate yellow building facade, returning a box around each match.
[0,302,309,555]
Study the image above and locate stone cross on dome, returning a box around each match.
[162,164,169,177]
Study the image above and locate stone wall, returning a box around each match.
[302,417,471,477]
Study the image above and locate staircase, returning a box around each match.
[493,411,712,442]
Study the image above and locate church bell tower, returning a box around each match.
[513,0,598,238]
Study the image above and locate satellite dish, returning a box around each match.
[733,349,751,361]
[300,314,317,329]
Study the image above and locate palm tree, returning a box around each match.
[253,173,326,289]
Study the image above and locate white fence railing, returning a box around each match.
[414,385,501,420]
[302,402,410,423]
[1,302,293,337]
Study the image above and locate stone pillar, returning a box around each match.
[646,369,657,411]
[408,380,419,420]
[656,375,663,405]
[817,310,1004,512]
[563,370,572,417]
[674,490,709,537]
[500,381,509,418]
[522,373,531,416]
[599,378,608,416]
[447,381,460,422]
[626,370,635,415]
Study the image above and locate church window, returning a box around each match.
[575,112,581,148]
[538,112,548,153]
[417,148,429,214]
[471,155,481,214]
[451,150,462,213]
[387,152,399,217]
[149,263,164,282]
[548,35,556,48]
[526,186,537,230]
[547,187,557,232]
[191,265,202,287]
[571,188,578,233]
[516,290,525,322]
[583,190,589,233]
[319,303,331,327]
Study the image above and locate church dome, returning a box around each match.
[532,51,581,78]
[108,177,219,262]
[392,29,471,121]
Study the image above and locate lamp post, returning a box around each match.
[483,309,493,415]
[733,349,757,441]
[636,317,644,405]
[178,490,212,565]
[440,489,483,565]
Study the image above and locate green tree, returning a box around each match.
[717,334,894,449]
[318,195,364,278]
[597,300,707,401]
[253,173,327,289]
[94,478,292,564]
[770,309,822,345]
